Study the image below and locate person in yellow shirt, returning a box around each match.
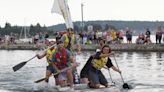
[60,28,81,54]
[87,45,121,88]
[36,41,57,83]
[80,38,106,84]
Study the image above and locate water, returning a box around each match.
[0,50,164,92]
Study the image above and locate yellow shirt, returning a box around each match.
[63,34,75,49]
[46,48,55,64]
[92,57,108,70]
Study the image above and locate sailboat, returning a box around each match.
[17,25,32,43]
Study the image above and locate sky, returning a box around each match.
[0,0,164,27]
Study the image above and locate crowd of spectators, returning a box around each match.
[1,26,164,46]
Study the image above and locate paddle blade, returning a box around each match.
[12,61,27,72]
[34,78,46,83]
[123,83,132,89]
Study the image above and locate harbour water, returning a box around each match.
[0,50,164,92]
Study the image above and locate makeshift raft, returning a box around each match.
[38,84,122,92]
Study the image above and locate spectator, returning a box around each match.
[145,28,151,38]
[156,26,163,44]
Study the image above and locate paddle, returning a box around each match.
[34,66,72,83]
[13,56,36,72]
[12,44,56,72]
[107,68,115,86]
[103,66,115,86]
[113,54,132,89]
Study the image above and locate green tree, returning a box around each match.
[4,22,11,29]
[104,24,109,30]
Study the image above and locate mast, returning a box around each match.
[19,18,29,39]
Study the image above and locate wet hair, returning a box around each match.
[67,28,73,31]
[101,44,111,53]
[99,38,106,44]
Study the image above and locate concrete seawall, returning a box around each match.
[82,43,164,52]
[0,43,39,50]
[0,43,164,52]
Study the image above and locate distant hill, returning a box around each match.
[1,20,163,36]
[48,20,164,34]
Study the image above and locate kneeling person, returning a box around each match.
[88,45,121,88]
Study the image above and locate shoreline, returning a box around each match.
[0,43,164,52]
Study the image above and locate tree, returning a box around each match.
[4,22,11,29]
[93,24,102,31]
[104,24,109,31]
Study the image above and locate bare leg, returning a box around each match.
[80,78,89,84]
[104,84,109,88]
[66,69,74,88]
[88,82,100,88]
[54,75,59,86]
[45,70,52,82]
[59,80,67,87]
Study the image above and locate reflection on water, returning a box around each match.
[156,52,163,59]
[0,50,164,92]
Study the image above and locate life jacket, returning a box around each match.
[63,34,75,49]
[55,49,67,69]
[46,48,55,64]
[92,57,108,70]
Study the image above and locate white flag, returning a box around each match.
[51,0,73,29]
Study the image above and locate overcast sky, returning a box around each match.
[0,0,164,27]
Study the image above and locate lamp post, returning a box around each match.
[81,3,84,32]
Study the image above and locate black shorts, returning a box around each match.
[127,38,132,41]
[46,64,56,73]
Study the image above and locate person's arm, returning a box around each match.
[99,53,113,58]
[111,66,121,73]
[74,37,81,54]
[106,58,121,73]
[36,51,46,59]
[94,52,114,59]
[67,50,77,68]
[51,53,60,72]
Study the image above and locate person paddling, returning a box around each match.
[60,28,81,84]
[36,41,57,83]
[82,45,121,88]
[51,41,77,88]
[80,38,106,84]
